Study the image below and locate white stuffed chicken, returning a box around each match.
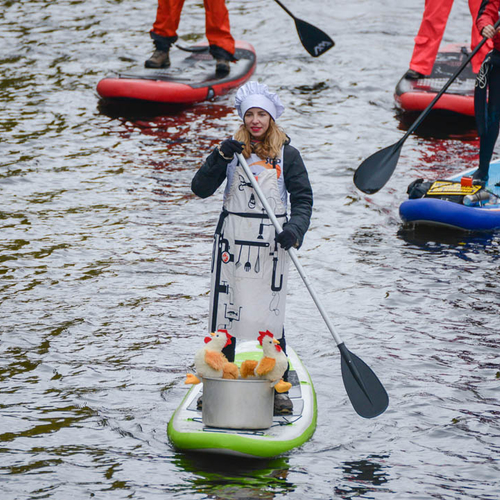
[185,330,238,384]
[240,330,292,393]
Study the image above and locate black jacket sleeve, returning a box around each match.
[191,148,230,199]
[282,145,313,248]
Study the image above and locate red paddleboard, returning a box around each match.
[395,44,476,117]
[97,40,256,105]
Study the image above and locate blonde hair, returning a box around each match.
[233,119,287,160]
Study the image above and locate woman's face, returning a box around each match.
[244,107,271,139]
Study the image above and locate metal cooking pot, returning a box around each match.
[202,377,274,429]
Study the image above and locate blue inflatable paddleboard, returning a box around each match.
[400,159,500,231]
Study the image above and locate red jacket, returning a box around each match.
[477,0,500,51]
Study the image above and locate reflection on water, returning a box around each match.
[335,456,391,498]
[173,453,294,499]
[98,99,234,123]
[396,110,478,140]
[397,225,499,256]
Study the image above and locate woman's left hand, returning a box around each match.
[276,228,297,250]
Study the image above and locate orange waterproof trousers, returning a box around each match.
[151,0,235,56]
[409,0,493,75]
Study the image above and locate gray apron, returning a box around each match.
[209,152,290,340]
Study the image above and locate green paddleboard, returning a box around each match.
[167,341,317,458]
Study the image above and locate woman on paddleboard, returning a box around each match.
[191,81,313,414]
[474,0,500,180]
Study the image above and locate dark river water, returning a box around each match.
[1,0,500,498]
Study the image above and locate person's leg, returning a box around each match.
[476,65,500,180]
[274,329,293,415]
[151,0,185,39]
[469,0,493,73]
[221,335,236,362]
[408,0,454,77]
[277,330,289,382]
[203,0,235,74]
[146,0,185,68]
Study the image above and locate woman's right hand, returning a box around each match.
[219,139,244,160]
[482,24,498,39]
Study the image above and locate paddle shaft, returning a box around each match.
[273,0,296,20]
[175,44,209,53]
[401,20,500,143]
[236,153,389,417]
[236,153,343,347]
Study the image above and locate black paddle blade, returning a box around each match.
[338,343,389,418]
[295,18,334,57]
[353,141,403,194]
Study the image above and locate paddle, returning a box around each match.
[236,153,389,418]
[273,0,334,57]
[176,43,209,53]
[353,20,500,195]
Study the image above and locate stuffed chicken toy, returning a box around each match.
[185,330,238,384]
[240,330,291,393]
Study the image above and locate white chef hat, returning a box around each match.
[234,81,285,121]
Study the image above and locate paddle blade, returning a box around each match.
[353,141,402,194]
[338,343,389,418]
[295,18,334,57]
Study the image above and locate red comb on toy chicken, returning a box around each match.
[240,330,291,393]
[185,330,238,384]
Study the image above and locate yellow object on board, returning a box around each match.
[427,181,482,197]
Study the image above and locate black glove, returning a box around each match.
[219,139,244,160]
[276,228,297,250]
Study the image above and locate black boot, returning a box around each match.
[472,168,489,182]
[146,33,175,69]
[404,69,426,80]
[145,47,170,69]
[210,45,234,76]
[215,59,230,76]
[274,392,293,415]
